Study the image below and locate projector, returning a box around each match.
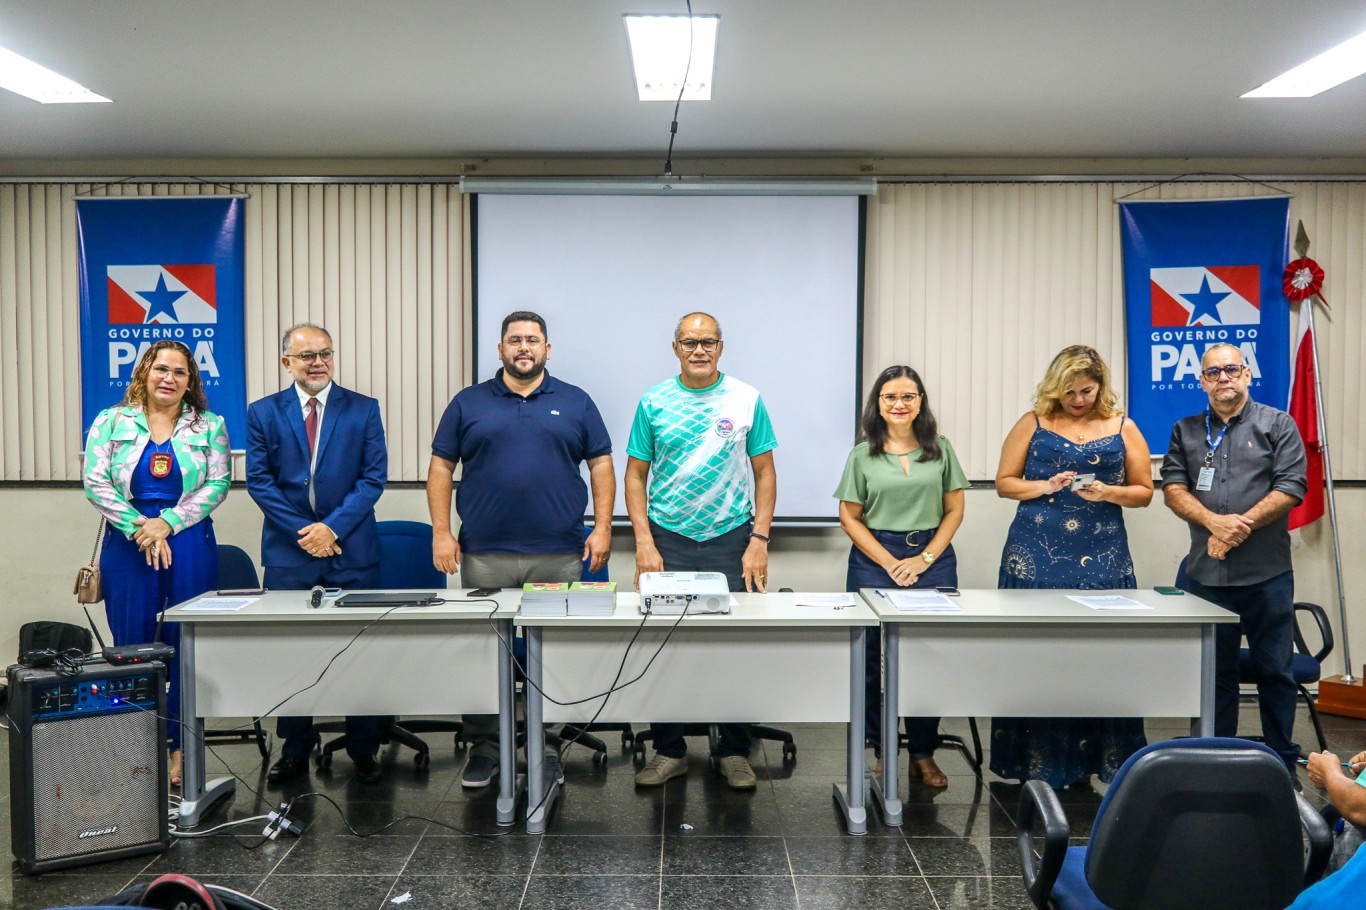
[638,571,732,615]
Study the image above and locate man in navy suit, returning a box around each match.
[246,322,388,785]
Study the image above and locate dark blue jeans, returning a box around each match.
[1176,565,1300,765]
[263,560,384,761]
[848,530,958,760]
[647,520,753,759]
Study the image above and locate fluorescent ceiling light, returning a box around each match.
[0,45,111,103]
[624,14,718,101]
[1242,28,1366,98]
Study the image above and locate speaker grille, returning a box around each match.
[30,711,162,862]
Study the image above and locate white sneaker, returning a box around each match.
[634,754,688,786]
[719,755,757,790]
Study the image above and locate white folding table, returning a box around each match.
[861,587,1238,825]
[516,592,879,834]
[168,589,520,826]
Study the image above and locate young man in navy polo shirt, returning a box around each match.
[427,310,615,788]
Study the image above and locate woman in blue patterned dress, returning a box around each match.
[993,345,1153,789]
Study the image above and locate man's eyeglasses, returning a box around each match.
[677,338,721,353]
[150,365,189,381]
[880,392,921,405]
[1200,364,1245,380]
[502,335,544,347]
[286,350,334,364]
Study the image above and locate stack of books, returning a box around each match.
[567,581,617,616]
[520,582,569,617]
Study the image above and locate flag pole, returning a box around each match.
[1304,296,1354,681]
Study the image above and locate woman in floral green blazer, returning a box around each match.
[82,340,230,787]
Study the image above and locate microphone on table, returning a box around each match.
[308,585,325,609]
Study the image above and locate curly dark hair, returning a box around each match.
[858,365,942,462]
[120,341,209,419]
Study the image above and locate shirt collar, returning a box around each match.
[492,368,554,398]
[294,381,333,409]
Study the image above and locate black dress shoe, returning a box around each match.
[354,754,383,785]
[267,755,310,784]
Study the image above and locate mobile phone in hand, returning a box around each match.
[1070,473,1096,491]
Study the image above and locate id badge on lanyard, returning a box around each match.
[1198,409,1226,492]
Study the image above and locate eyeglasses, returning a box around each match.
[502,335,544,347]
[1200,364,1245,380]
[285,350,334,364]
[150,365,189,381]
[879,392,921,405]
[677,338,721,352]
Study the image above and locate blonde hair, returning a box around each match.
[1033,345,1122,419]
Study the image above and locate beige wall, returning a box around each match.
[6,485,1361,679]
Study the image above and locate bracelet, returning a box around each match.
[750,532,770,543]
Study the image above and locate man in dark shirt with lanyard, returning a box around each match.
[1161,342,1308,768]
[427,310,615,789]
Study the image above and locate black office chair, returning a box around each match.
[1239,601,1334,753]
[204,545,269,758]
[1016,737,1331,910]
[317,520,463,770]
[898,721,983,772]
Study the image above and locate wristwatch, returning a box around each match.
[921,550,938,565]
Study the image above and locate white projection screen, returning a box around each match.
[473,192,862,523]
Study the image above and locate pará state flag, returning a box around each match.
[77,197,246,449]
[1119,197,1291,452]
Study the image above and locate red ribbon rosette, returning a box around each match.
[1283,257,1327,304]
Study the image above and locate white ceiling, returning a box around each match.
[2,0,1365,164]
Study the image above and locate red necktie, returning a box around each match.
[305,397,319,457]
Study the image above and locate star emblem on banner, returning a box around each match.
[138,273,188,324]
[1181,275,1231,325]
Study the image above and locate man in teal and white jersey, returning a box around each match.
[625,311,778,790]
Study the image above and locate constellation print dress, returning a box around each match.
[992,416,1146,787]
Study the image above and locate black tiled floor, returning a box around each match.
[1,706,1359,909]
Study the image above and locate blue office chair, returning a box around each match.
[317,521,461,770]
[205,544,269,758]
[1239,601,1333,754]
[1016,737,1331,910]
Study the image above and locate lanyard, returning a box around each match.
[1203,409,1230,467]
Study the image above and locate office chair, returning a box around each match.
[1239,601,1333,753]
[556,526,634,763]
[1016,737,1331,910]
[204,545,269,758]
[317,520,462,770]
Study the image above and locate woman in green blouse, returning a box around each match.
[835,365,969,789]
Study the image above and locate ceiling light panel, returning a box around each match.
[1242,28,1366,98]
[625,14,718,101]
[0,45,111,103]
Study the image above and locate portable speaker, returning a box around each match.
[7,659,169,874]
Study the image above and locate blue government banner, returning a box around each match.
[1119,197,1290,452]
[77,197,246,449]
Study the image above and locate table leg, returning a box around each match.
[496,618,519,826]
[524,626,560,833]
[871,622,902,826]
[176,623,235,827]
[833,625,868,834]
[1196,623,1216,736]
